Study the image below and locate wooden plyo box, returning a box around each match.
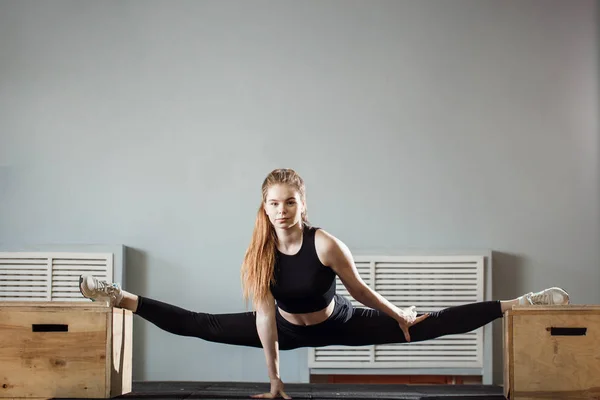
[504,305,600,400]
[0,302,132,399]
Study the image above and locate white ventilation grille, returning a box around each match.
[0,252,113,301]
[309,255,485,370]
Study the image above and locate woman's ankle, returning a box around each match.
[118,292,139,312]
[500,299,519,313]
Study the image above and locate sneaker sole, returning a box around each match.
[79,275,95,302]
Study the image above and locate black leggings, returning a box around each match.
[134,294,503,350]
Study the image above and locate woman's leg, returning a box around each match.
[331,300,503,346]
[134,296,263,348]
[326,287,570,346]
[79,275,263,348]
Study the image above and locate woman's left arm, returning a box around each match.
[315,229,428,341]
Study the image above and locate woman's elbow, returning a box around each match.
[255,308,275,325]
[348,286,369,302]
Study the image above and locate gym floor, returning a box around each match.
[115,381,506,400]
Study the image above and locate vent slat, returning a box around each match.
[373,262,479,268]
[376,350,477,356]
[367,290,478,294]
[372,294,478,299]
[51,276,106,281]
[315,347,371,352]
[376,341,477,349]
[51,270,106,276]
[0,260,48,265]
[0,291,49,296]
[373,284,479,289]
[314,357,371,362]
[375,268,478,273]
[376,279,477,285]
[0,296,49,301]
[375,357,479,362]
[52,264,108,270]
[0,281,48,286]
[0,265,49,270]
[52,260,108,265]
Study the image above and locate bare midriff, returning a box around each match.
[278,298,335,326]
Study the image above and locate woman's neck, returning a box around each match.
[275,222,304,254]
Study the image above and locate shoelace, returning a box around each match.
[96,280,118,296]
[528,292,549,305]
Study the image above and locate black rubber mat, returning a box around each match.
[109,381,507,400]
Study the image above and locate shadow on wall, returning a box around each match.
[491,251,527,385]
[125,247,148,381]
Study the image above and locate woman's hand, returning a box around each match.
[396,306,430,342]
[250,377,291,399]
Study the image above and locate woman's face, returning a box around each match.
[263,184,305,229]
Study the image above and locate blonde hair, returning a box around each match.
[240,168,309,309]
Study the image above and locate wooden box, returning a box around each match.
[504,305,600,400]
[0,302,132,399]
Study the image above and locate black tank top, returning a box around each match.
[270,226,336,313]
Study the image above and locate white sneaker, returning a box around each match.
[519,287,570,306]
[79,275,124,306]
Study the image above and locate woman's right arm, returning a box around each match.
[251,293,291,399]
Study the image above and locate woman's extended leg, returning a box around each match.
[329,299,503,346]
[134,296,263,347]
[79,275,263,348]
[325,287,569,346]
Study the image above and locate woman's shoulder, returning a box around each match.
[312,226,347,266]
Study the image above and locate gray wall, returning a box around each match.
[1,0,598,385]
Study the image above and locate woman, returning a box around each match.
[79,168,569,400]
